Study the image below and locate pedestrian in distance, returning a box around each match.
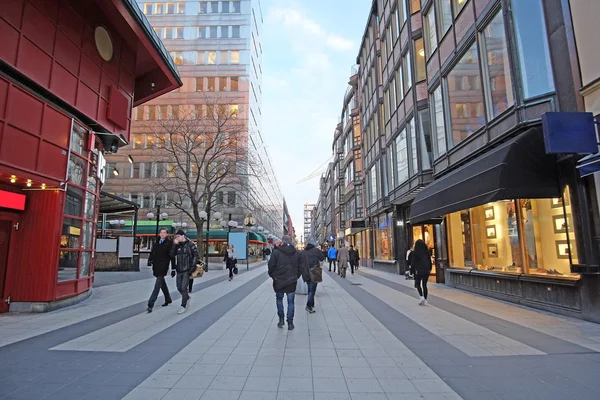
[348,245,360,274]
[264,246,272,263]
[170,229,199,314]
[268,235,309,330]
[301,240,325,313]
[412,239,432,305]
[146,228,173,313]
[327,245,338,273]
[224,244,238,281]
[337,244,350,278]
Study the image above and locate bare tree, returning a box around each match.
[144,94,260,259]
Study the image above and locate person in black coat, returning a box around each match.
[268,235,309,330]
[146,228,174,312]
[301,242,325,313]
[348,245,360,274]
[170,230,199,314]
[412,239,432,305]
[223,244,238,281]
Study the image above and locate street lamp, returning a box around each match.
[199,210,222,271]
[147,206,168,238]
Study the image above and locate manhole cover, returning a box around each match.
[351,283,362,286]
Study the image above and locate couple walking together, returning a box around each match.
[268,235,324,330]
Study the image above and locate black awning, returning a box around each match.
[409,128,560,224]
[99,191,139,214]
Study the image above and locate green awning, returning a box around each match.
[255,233,268,243]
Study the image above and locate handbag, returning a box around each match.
[233,266,238,274]
[306,253,323,283]
[190,260,205,279]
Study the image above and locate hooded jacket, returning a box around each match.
[327,247,338,260]
[268,243,308,293]
[300,244,325,282]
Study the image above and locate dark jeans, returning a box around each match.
[148,276,172,307]
[307,282,318,309]
[415,273,430,299]
[188,278,193,293]
[349,261,357,273]
[328,258,337,272]
[228,266,234,278]
[276,292,295,322]
[176,272,191,307]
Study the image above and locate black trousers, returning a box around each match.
[148,276,172,307]
[414,273,430,299]
[328,258,337,272]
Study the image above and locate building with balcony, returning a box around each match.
[102,0,284,259]
[0,0,181,312]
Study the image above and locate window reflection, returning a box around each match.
[58,251,78,281]
[445,43,485,146]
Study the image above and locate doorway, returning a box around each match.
[0,219,14,313]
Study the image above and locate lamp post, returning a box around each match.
[200,210,222,271]
[147,205,168,238]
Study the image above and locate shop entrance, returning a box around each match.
[410,222,447,283]
[0,219,14,313]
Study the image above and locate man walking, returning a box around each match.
[327,245,338,273]
[301,240,325,313]
[268,235,308,330]
[170,229,199,314]
[146,228,173,312]
[337,244,350,278]
[348,245,360,274]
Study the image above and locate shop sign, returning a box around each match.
[0,190,26,211]
[97,152,107,184]
[542,112,597,154]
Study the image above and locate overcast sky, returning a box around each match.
[259,0,371,238]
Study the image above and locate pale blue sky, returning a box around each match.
[259,0,371,237]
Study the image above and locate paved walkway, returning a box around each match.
[1,263,600,399]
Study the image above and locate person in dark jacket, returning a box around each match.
[268,235,308,330]
[348,245,360,274]
[263,247,272,263]
[224,244,237,281]
[146,228,173,312]
[170,230,199,314]
[412,239,432,305]
[301,241,325,313]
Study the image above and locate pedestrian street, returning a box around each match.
[2,263,600,400]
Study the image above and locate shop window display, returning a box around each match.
[375,213,393,260]
[446,197,579,278]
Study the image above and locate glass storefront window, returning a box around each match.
[447,198,580,278]
[431,86,447,157]
[65,185,84,217]
[80,252,92,277]
[61,218,82,249]
[82,221,94,249]
[70,124,87,156]
[84,191,95,220]
[481,11,514,119]
[375,213,393,260]
[68,155,87,186]
[445,43,485,146]
[512,0,555,99]
[58,251,78,281]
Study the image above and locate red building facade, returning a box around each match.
[0,0,181,312]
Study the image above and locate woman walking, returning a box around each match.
[411,239,432,305]
[224,244,237,281]
[301,241,325,313]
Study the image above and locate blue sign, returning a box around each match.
[542,112,597,154]
[228,232,248,260]
[328,235,335,241]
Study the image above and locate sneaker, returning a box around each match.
[309,308,316,314]
[177,306,187,314]
[419,296,425,306]
[305,306,312,313]
[162,301,171,307]
[424,300,428,306]
[229,277,232,281]
[146,306,152,313]
[288,321,295,330]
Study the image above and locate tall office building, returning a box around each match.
[303,203,315,244]
[103,0,283,255]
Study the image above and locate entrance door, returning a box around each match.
[0,220,13,313]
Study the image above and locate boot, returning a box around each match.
[277,317,285,328]
[288,321,295,330]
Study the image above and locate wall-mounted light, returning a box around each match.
[113,169,119,176]
[419,49,425,57]
[10,175,16,183]
[128,155,134,164]
[26,179,32,187]
[41,183,46,190]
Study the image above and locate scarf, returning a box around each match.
[227,248,236,259]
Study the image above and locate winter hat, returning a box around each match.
[176,229,186,236]
[282,235,292,244]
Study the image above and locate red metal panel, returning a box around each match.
[0,18,20,66]
[16,37,53,87]
[100,71,117,100]
[54,31,81,75]
[107,86,129,130]
[40,105,70,148]
[81,26,102,67]
[102,37,121,84]
[57,1,83,46]
[0,0,25,29]
[0,77,7,121]
[76,83,99,119]
[29,0,59,23]
[0,190,26,210]
[55,281,76,299]
[120,42,135,73]
[22,3,56,55]
[50,62,78,104]
[38,141,68,179]
[6,86,43,135]
[119,66,134,97]
[10,189,62,302]
[0,125,40,170]
[79,54,102,92]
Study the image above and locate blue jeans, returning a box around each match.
[276,292,295,322]
[307,282,318,308]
